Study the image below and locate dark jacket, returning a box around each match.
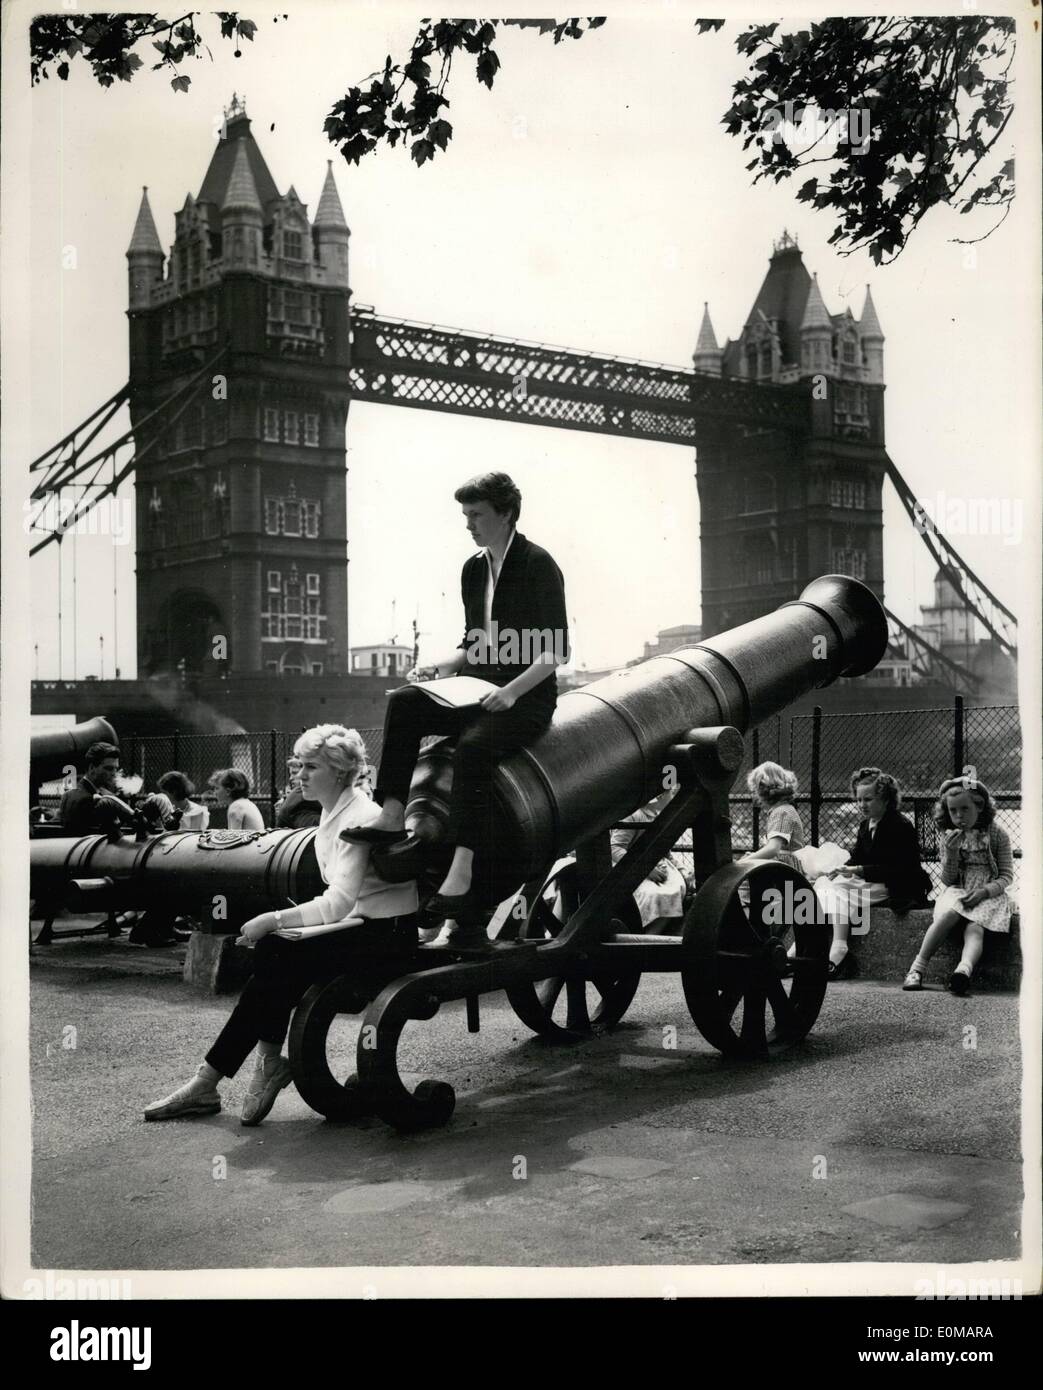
[458,531,569,718]
[59,777,132,837]
[849,807,932,908]
[275,785,321,830]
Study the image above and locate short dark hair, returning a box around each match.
[158,770,194,800]
[86,741,120,768]
[850,766,902,811]
[209,767,250,798]
[454,472,521,526]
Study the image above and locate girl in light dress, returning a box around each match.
[610,787,690,932]
[744,762,805,870]
[208,767,266,831]
[903,774,1013,996]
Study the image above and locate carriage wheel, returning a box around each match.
[287,975,374,1121]
[681,860,829,1059]
[504,859,642,1040]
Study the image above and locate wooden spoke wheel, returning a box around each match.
[504,859,642,1040]
[287,975,375,1121]
[681,860,829,1059]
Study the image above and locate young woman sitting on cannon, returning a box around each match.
[143,725,418,1125]
[342,472,569,930]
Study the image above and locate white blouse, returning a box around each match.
[299,787,418,926]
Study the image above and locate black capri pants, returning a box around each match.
[206,915,418,1078]
[374,684,551,850]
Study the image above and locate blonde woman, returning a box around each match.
[145,726,418,1126]
[744,761,804,869]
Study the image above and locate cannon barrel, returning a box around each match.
[30,717,118,783]
[29,579,886,924]
[30,827,324,929]
[401,576,887,894]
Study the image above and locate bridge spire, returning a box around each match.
[693,303,721,375]
[126,187,164,310]
[314,161,350,287]
[126,187,163,257]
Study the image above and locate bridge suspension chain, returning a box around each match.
[884,455,1017,659]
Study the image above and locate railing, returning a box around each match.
[34,702,1022,892]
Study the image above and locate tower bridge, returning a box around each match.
[27,100,1015,708]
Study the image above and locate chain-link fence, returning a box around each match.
[38,702,1022,894]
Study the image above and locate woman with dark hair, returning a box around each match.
[157,770,209,832]
[814,766,932,977]
[208,767,265,832]
[343,472,569,927]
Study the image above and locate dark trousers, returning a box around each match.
[374,684,550,850]
[205,915,418,1078]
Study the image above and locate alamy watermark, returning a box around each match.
[23,493,133,545]
[913,492,1022,547]
[463,622,569,667]
[763,101,871,156]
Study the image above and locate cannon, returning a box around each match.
[29,576,887,1131]
[286,573,887,1130]
[29,717,118,816]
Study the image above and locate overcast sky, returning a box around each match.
[17,1,1037,679]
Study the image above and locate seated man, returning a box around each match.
[59,742,133,837]
[57,741,180,945]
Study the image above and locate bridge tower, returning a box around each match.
[694,232,887,636]
[126,97,352,677]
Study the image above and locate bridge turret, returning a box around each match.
[220,140,264,270]
[126,187,165,311]
[692,303,721,376]
[799,273,833,375]
[860,285,885,386]
[313,162,351,290]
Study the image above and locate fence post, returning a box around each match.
[810,705,822,845]
[953,694,964,777]
[270,730,278,825]
[172,731,180,770]
[750,726,760,850]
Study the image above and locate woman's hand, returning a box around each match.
[480,686,517,713]
[235,913,276,948]
[959,888,987,909]
[647,863,669,885]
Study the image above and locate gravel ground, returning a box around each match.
[25,938,1024,1277]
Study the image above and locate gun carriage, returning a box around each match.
[29,576,887,1131]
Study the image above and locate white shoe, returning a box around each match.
[240,1055,293,1127]
[144,1070,221,1122]
[902,968,924,991]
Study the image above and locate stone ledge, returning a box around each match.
[848,908,1021,990]
[182,931,254,994]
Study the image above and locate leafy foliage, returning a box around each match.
[322,18,606,168]
[29,12,1015,260]
[713,16,1015,262]
[30,12,261,92]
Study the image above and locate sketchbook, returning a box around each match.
[274,917,365,942]
[396,675,501,708]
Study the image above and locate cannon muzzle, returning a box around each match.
[29,717,118,783]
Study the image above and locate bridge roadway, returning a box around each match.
[28,935,1020,1285]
